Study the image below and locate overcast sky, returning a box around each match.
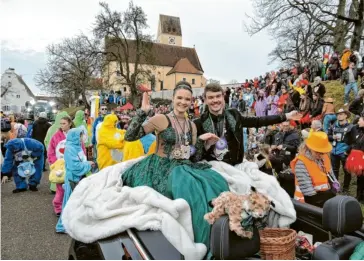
[0,0,276,94]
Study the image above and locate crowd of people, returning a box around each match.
[0,49,364,257]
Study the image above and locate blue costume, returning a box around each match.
[140,133,156,154]
[1,138,44,192]
[56,128,91,233]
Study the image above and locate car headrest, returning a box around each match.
[323,196,363,235]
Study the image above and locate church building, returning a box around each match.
[104,14,206,94]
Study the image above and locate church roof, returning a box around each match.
[167,58,203,75]
[105,38,203,72]
[159,14,182,36]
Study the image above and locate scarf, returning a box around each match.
[200,109,237,137]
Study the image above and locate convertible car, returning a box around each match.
[68,195,364,260]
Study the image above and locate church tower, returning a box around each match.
[157,14,182,46]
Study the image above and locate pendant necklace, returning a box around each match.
[171,112,191,160]
[209,114,229,161]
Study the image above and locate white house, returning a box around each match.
[1,68,35,114]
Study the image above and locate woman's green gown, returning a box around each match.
[122,116,229,250]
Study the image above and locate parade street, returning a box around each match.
[1,172,70,260]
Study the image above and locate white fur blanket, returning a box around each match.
[62,158,296,260]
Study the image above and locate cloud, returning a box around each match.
[1,0,276,89]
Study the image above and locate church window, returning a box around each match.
[192,79,195,84]
[16,95,20,98]
[8,82,11,87]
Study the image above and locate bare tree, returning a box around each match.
[268,14,331,66]
[1,82,14,98]
[247,0,363,53]
[229,79,239,84]
[94,1,154,106]
[207,78,221,85]
[35,34,103,108]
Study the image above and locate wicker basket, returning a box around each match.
[259,228,297,260]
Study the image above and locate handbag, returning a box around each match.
[17,139,36,178]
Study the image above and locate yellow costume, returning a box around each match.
[97,114,125,170]
[122,140,145,162]
[288,81,305,95]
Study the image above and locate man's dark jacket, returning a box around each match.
[272,129,300,161]
[31,118,51,146]
[194,108,287,165]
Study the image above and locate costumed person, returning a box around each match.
[31,112,51,171]
[345,113,364,202]
[44,111,69,193]
[73,110,90,147]
[1,138,44,193]
[56,128,94,233]
[122,81,229,250]
[266,89,279,116]
[291,132,337,207]
[194,83,302,166]
[48,116,75,216]
[254,90,267,117]
[96,114,125,170]
[91,104,108,159]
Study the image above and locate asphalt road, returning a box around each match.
[1,171,71,260]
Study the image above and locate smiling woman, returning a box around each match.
[119,80,229,251]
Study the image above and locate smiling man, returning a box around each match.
[194,83,301,165]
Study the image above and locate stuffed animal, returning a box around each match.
[204,187,274,239]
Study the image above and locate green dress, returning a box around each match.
[122,111,229,250]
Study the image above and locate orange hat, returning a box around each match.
[305,132,332,153]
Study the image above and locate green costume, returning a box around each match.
[122,111,229,251]
[73,110,90,146]
[44,111,69,192]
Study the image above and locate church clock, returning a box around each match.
[168,36,176,45]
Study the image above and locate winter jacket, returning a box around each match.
[272,129,300,161]
[32,117,51,146]
[342,68,359,85]
[328,121,356,155]
[194,108,288,165]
